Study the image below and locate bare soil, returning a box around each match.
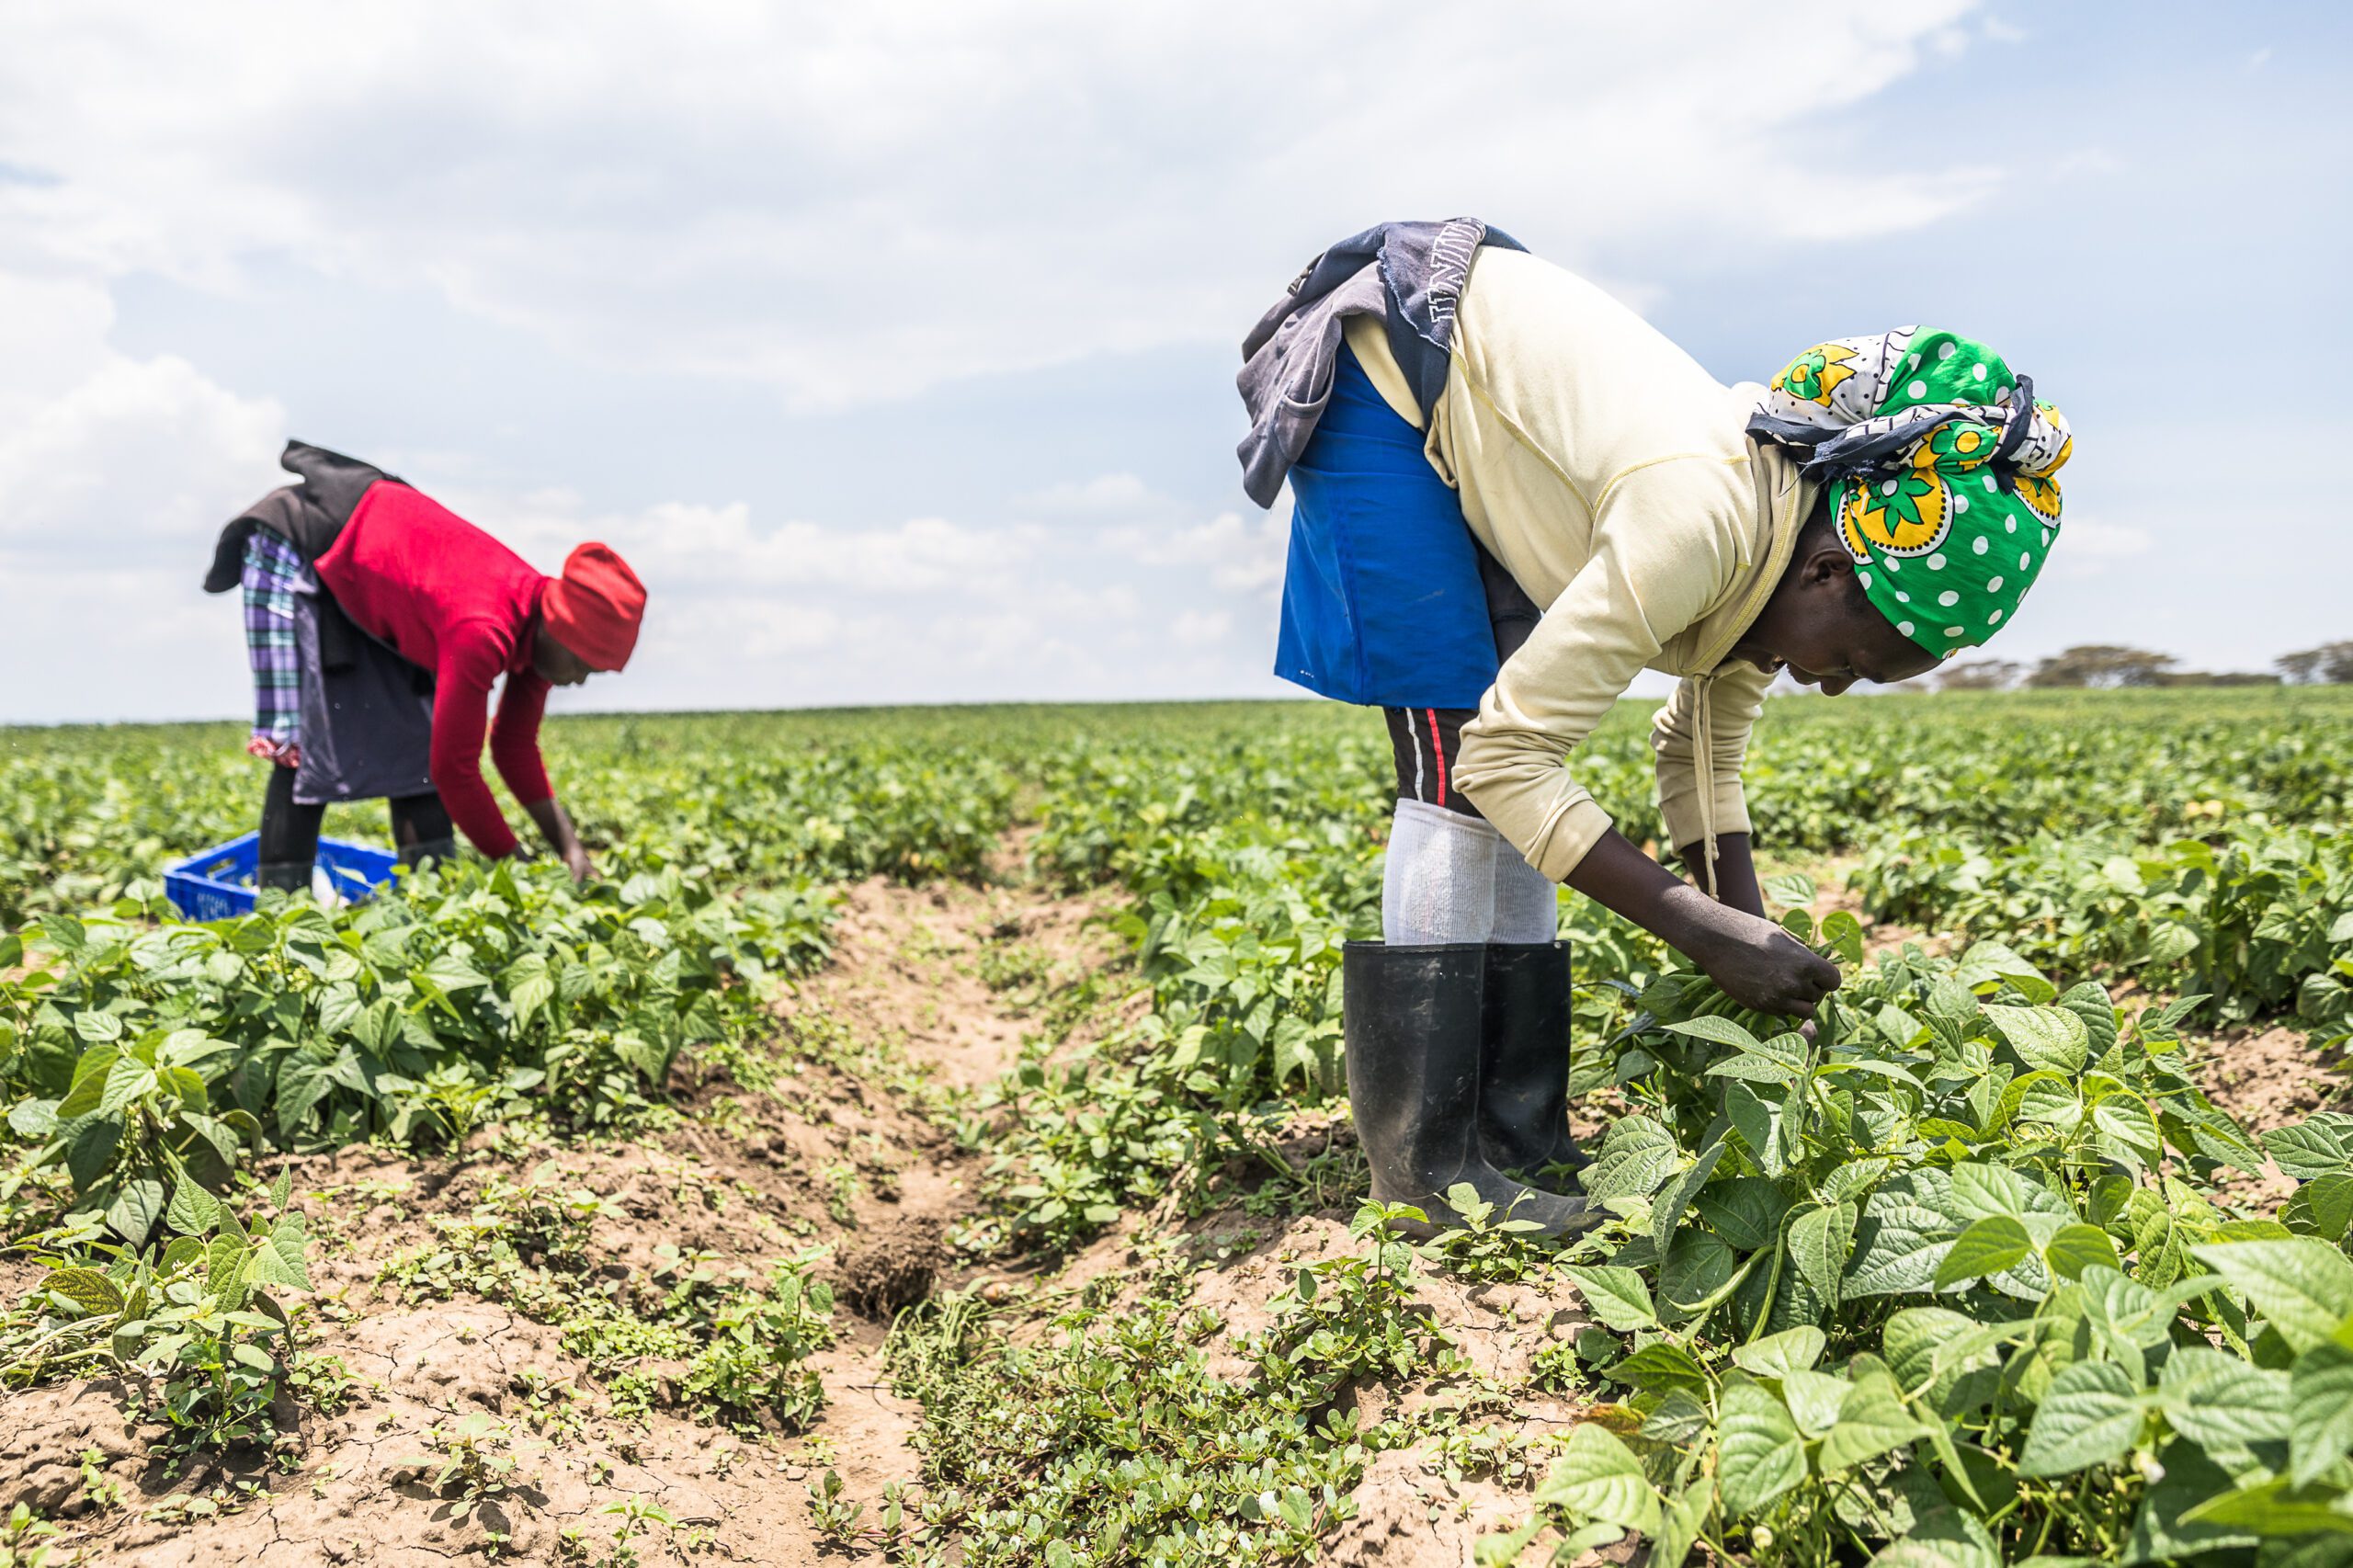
[12,836,2341,1566]
[2191,1022,2351,1210]
[2,869,1118,1566]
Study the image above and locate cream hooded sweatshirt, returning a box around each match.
[1342,247,1818,885]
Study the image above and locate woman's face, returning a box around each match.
[532,626,595,687]
[1736,540,1942,695]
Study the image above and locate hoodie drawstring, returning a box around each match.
[1693,674,1720,899]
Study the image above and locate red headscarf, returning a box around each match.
[541,543,646,671]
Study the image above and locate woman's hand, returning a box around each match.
[1563,829,1840,1017]
[525,797,597,883]
[1686,904,1842,1017]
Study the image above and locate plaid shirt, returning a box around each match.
[242,529,306,765]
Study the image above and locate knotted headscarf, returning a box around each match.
[1748,328,2072,661]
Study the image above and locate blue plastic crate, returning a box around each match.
[164,832,403,922]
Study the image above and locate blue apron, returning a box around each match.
[1273,348,1501,709]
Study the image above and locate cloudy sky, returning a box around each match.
[1,1,2345,723]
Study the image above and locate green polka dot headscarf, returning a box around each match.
[1748,328,2073,661]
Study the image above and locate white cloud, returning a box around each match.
[0,304,290,722]
[1103,505,1290,596]
[0,0,1993,409]
[0,0,2042,720]
[1171,608,1233,647]
[2048,517,2152,579]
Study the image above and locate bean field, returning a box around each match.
[5,688,2353,1567]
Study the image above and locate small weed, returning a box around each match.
[399,1413,529,1508]
[821,1164,860,1227]
[0,1504,63,1568]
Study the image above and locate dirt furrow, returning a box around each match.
[4,861,1117,1565]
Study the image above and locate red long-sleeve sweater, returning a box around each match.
[313,483,554,858]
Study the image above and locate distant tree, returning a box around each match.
[2027,645,2177,688]
[1937,659,2023,692]
[2158,670,2282,687]
[2277,641,2353,684]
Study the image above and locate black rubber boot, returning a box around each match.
[1343,941,1598,1240]
[256,859,313,895]
[1479,941,1589,1182]
[400,837,459,870]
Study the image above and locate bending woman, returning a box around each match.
[205,443,647,892]
[1236,221,2071,1234]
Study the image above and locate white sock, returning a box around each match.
[1491,848,1560,944]
[1381,799,1498,946]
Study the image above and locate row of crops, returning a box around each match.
[5,687,2353,1563]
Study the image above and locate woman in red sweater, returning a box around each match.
[207,443,646,893]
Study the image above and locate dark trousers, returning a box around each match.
[1381,546,1542,821]
[258,765,455,885]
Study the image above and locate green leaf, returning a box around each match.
[1934,1215,2032,1291]
[1818,1369,1927,1475]
[204,1234,248,1309]
[1866,1507,2001,1568]
[1821,910,1865,966]
[1778,1368,1848,1437]
[1660,1228,1739,1321]
[273,1047,337,1137]
[1661,1016,1761,1051]
[1731,1325,1826,1379]
[2290,1342,2353,1488]
[46,1266,124,1317]
[1884,1307,2006,1417]
[2125,1438,2261,1562]
[2190,1238,2353,1352]
[2287,1175,2353,1247]
[1652,1138,1725,1254]
[1819,1158,1893,1206]
[7,1097,59,1139]
[1984,1004,2089,1074]
[2266,1122,2353,1181]
[1923,979,1983,1049]
[2044,1223,2122,1282]
[1646,1486,1706,1568]
[1582,1117,1681,1202]
[2018,1359,2145,1478]
[1790,1202,1857,1310]
[1608,1343,1711,1398]
[1563,1266,1657,1333]
[1695,1178,1789,1253]
[1532,1424,1659,1534]
[165,1172,222,1236]
[56,1045,120,1119]
[1705,1054,1800,1085]
[249,1216,312,1291]
[2183,1479,2353,1537]
[64,1116,120,1192]
[108,1174,166,1242]
[97,1056,157,1117]
[2057,981,2120,1057]
[1726,1079,1785,1180]
[1716,1378,1807,1518]
[2156,1346,2290,1452]
[419,952,491,993]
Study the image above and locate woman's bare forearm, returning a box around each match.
[1566,828,1837,1016]
[1563,829,1746,961]
[1674,831,1766,918]
[524,796,575,853]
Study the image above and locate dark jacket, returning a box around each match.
[201,441,397,594]
[1233,218,1524,507]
